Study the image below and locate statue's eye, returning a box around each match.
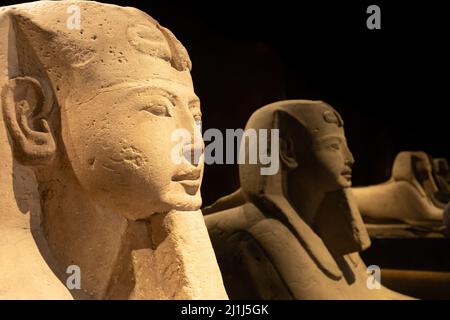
[141,96,173,117]
[143,104,170,117]
[330,142,340,150]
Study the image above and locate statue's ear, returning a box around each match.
[274,110,298,170]
[279,136,298,170]
[1,76,56,165]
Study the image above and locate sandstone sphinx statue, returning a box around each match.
[353,151,445,229]
[0,1,227,299]
[434,158,450,184]
[434,158,450,233]
[433,158,450,204]
[204,100,410,299]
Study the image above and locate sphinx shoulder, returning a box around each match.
[204,202,266,237]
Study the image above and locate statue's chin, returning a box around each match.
[160,182,203,212]
[167,193,203,212]
[338,177,352,188]
[127,195,202,220]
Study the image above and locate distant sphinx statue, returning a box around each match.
[0,1,227,299]
[353,151,445,227]
[433,158,450,204]
[204,100,409,299]
[444,203,450,233]
[434,158,450,184]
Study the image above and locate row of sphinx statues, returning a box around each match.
[0,1,447,299]
[202,103,449,299]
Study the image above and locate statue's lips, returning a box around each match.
[172,169,201,181]
[172,169,202,194]
[341,168,352,180]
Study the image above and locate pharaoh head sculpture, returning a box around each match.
[1,1,203,218]
[434,158,450,182]
[239,100,370,255]
[0,1,225,300]
[241,101,353,196]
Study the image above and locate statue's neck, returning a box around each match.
[288,183,325,227]
[279,170,325,226]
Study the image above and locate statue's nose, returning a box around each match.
[182,142,204,166]
[344,145,355,167]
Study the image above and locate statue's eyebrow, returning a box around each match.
[104,84,178,105]
[189,96,200,106]
[129,86,177,103]
[76,81,190,106]
[318,134,345,143]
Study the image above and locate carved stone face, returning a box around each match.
[62,64,203,220]
[310,119,354,190]
[3,2,203,221]
[284,104,355,193]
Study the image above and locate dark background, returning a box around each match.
[5,0,449,206]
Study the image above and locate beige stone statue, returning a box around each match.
[433,158,450,204]
[204,100,409,299]
[444,203,450,233]
[434,158,450,184]
[353,151,445,227]
[0,1,227,299]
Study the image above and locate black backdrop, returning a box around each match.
[4,0,449,206]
